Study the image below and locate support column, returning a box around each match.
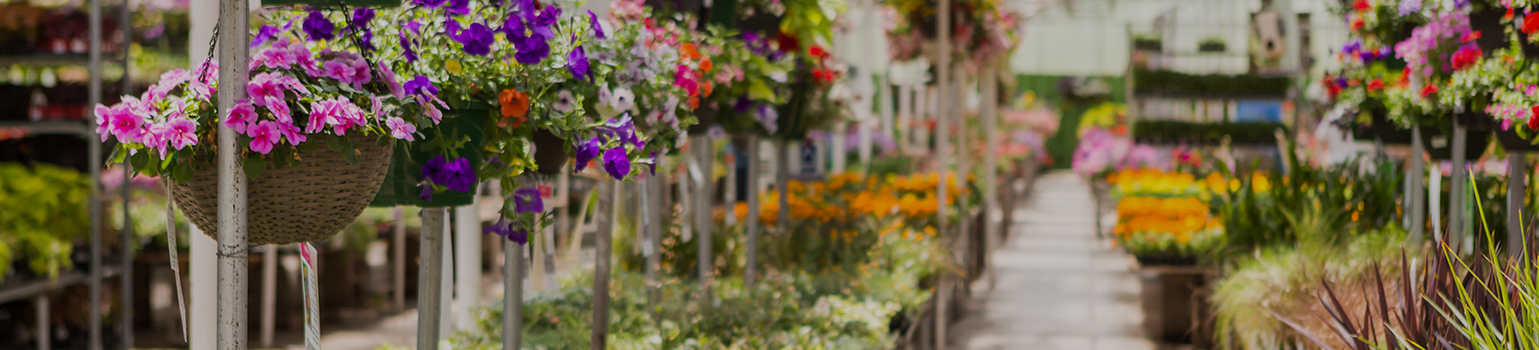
[455,201,483,329]
[38,296,49,350]
[503,239,522,350]
[935,0,951,345]
[187,2,217,347]
[777,141,791,227]
[394,207,406,311]
[745,136,762,288]
[87,0,103,346]
[1450,121,1467,249]
[592,180,615,350]
[981,62,1000,291]
[216,0,251,347]
[259,247,277,347]
[695,137,714,297]
[417,208,447,350]
[1410,128,1425,243]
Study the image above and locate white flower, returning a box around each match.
[554,90,576,113]
[608,87,636,112]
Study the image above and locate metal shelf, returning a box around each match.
[0,264,123,304]
[0,120,93,137]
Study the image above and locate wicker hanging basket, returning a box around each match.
[171,137,395,245]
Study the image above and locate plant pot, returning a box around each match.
[689,103,719,134]
[1456,111,1496,131]
[1496,127,1539,152]
[370,100,491,208]
[1134,254,1198,267]
[171,136,394,245]
[261,0,400,7]
[531,128,569,175]
[1197,42,1225,53]
[1138,266,1210,344]
[1369,112,1413,145]
[1420,126,1491,160]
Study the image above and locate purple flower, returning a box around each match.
[647,151,658,174]
[404,75,438,99]
[575,136,601,172]
[515,33,550,64]
[532,6,560,38]
[568,45,590,81]
[756,104,779,133]
[350,9,375,30]
[399,30,418,62]
[447,21,495,56]
[588,10,606,39]
[603,115,640,148]
[302,11,335,41]
[733,96,753,114]
[419,184,434,201]
[502,12,529,43]
[513,188,543,214]
[422,155,453,185]
[602,147,630,180]
[444,157,476,193]
[482,218,529,244]
[1398,0,1421,15]
[411,0,446,8]
[251,25,280,48]
[445,0,469,15]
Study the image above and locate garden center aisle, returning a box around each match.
[950,171,1154,350]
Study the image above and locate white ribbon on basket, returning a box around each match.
[300,242,321,350]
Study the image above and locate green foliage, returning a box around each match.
[1132,69,1290,98]
[1131,121,1286,146]
[0,163,92,280]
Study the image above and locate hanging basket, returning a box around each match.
[172,136,395,245]
[1369,111,1412,145]
[1421,126,1490,160]
[1496,127,1539,152]
[531,128,569,176]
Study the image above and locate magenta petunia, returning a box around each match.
[386,117,416,141]
[163,117,198,151]
[249,121,282,154]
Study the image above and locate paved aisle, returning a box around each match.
[950,172,1154,350]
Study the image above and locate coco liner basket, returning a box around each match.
[171,136,395,245]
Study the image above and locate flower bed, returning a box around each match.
[1107,169,1224,263]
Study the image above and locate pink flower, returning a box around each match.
[386,117,416,141]
[307,98,366,135]
[143,122,169,155]
[163,117,198,151]
[378,62,405,99]
[157,69,190,88]
[226,99,257,134]
[278,122,307,145]
[249,120,281,154]
[321,60,354,82]
[99,104,146,143]
[93,104,125,142]
[248,72,288,108]
[254,45,298,69]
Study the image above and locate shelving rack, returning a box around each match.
[0,0,135,349]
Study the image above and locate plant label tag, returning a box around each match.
[1432,136,1449,148]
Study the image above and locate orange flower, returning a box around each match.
[688,96,700,109]
[498,89,530,128]
[681,43,701,61]
[700,59,713,72]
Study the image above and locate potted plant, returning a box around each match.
[95,8,432,245]
[1197,37,1226,52]
[0,162,91,280]
[1133,34,1162,51]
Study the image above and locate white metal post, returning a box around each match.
[37,295,49,350]
[394,207,407,310]
[87,0,103,346]
[455,201,482,329]
[982,63,1000,291]
[1451,121,1467,250]
[418,208,447,350]
[503,238,522,350]
[592,180,615,350]
[935,0,951,346]
[1510,154,1526,258]
[440,217,453,337]
[1410,129,1425,243]
[695,137,714,297]
[260,247,277,347]
[833,122,847,173]
[745,136,761,288]
[217,0,251,347]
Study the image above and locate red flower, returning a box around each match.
[1529,106,1539,130]
[1507,7,1515,20]
[809,46,828,60]
[776,31,800,53]
[1420,83,1438,97]
[1352,19,1365,30]
[1462,31,1481,43]
[1368,79,1384,90]
[1353,0,1370,11]
[1451,46,1482,71]
[1525,14,1539,34]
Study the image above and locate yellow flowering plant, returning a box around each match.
[1109,168,1226,261]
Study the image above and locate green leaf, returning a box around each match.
[344,147,359,165]
[327,135,347,154]
[129,151,149,171]
[243,157,267,180]
[110,146,128,163]
[173,162,193,182]
[748,80,776,101]
[297,139,318,153]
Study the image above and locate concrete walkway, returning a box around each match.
[950,172,1154,350]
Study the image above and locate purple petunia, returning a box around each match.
[412,0,446,8]
[602,115,641,148]
[515,33,550,64]
[575,136,601,172]
[445,0,469,16]
[419,184,434,201]
[350,9,375,30]
[513,188,543,214]
[568,45,590,81]
[443,157,476,192]
[302,11,335,41]
[252,25,280,48]
[403,75,438,99]
[482,218,529,245]
[422,155,453,185]
[447,21,495,56]
[602,147,630,180]
[588,10,606,39]
[399,29,418,62]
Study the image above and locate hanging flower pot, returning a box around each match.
[370,100,491,208]
[531,128,569,176]
[1420,126,1490,160]
[173,136,395,245]
[1470,6,1507,53]
[1495,126,1539,152]
[1369,110,1413,145]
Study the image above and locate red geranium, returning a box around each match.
[1353,0,1370,12]
[1525,13,1539,34]
[1420,83,1438,97]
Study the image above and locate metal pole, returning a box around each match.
[1510,154,1526,258]
[1410,128,1425,243]
[216,0,252,347]
[260,247,277,347]
[87,0,103,345]
[418,208,447,350]
[456,201,483,329]
[745,136,761,288]
[592,180,615,350]
[695,138,714,296]
[935,0,951,344]
[38,295,50,350]
[394,207,407,311]
[118,0,135,343]
[187,0,217,347]
[643,175,660,306]
[981,62,1000,291]
[503,239,522,350]
[777,142,791,227]
[1450,121,1467,249]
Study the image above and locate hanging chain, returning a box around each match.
[195,7,221,86]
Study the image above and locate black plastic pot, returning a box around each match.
[1497,127,1539,152]
[531,128,569,176]
[1134,255,1198,267]
[1471,7,1508,53]
[688,103,719,134]
[1456,111,1497,131]
[1370,112,1413,145]
[1421,126,1491,160]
